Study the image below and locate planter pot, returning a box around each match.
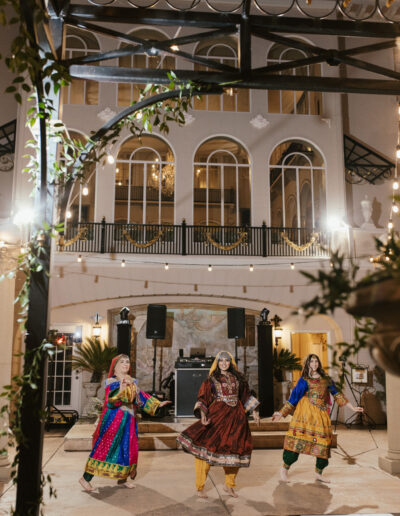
[82,381,101,417]
[347,278,400,376]
[273,380,291,411]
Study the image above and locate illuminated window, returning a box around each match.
[117,29,176,106]
[267,41,322,115]
[114,135,174,225]
[194,137,250,226]
[62,28,99,105]
[270,140,326,230]
[193,37,249,112]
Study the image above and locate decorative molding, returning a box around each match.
[0,155,14,172]
[97,107,117,123]
[320,117,331,128]
[250,114,270,130]
[184,114,196,126]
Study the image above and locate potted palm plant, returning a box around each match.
[72,337,118,416]
[273,348,302,409]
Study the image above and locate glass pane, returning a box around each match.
[223,91,235,112]
[295,90,308,115]
[118,83,131,106]
[64,377,71,391]
[63,392,71,405]
[85,80,98,105]
[224,166,236,226]
[281,90,295,114]
[268,90,281,113]
[238,167,250,226]
[56,362,63,376]
[133,54,146,68]
[237,89,249,112]
[56,377,63,390]
[270,171,283,226]
[194,204,206,225]
[64,362,72,376]
[310,91,322,115]
[313,169,326,230]
[299,168,312,228]
[208,165,221,225]
[284,168,297,227]
[194,95,206,110]
[55,392,62,405]
[69,79,84,104]
[47,375,54,391]
[208,94,221,111]
[130,163,144,224]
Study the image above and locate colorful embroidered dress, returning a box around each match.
[177,373,259,467]
[84,377,160,480]
[280,376,347,459]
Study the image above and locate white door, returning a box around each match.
[46,325,82,413]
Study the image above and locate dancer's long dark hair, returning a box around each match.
[301,353,326,378]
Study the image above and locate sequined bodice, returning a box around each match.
[211,373,239,407]
[306,377,330,411]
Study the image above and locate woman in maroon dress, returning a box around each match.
[177,351,260,498]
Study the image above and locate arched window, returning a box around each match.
[117,29,176,106]
[270,140,326,230]
[194,137,250,226]
[62,28,100,105]
[193,38,249,112]
[65,131,96,224]
[267,40,322,115]
[115,135,174,224]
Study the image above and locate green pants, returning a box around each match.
[283,449,329,474]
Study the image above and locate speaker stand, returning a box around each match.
[235,338,239,364]
[152,338,158,394]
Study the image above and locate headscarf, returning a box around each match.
[209,350,238,376]
[108,354,131,377]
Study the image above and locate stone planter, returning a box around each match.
[82,381,101,417]
[347,278,400,377]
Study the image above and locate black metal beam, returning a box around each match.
[69,65,400,95]
[65,5,400,39]
[239,0,251,75]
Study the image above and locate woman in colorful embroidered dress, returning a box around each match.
[272,353,363,482]
[177,351,260,498]
[79,354,171,492]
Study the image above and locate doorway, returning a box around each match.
[291,332,329,384]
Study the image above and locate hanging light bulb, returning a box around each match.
[392,202,399,214]
[249,264,254,272]
[164,263,169,270]
[385,256,390,262]
[107,154,115,165]
[393,180,399,190]
[136,112,143,120]
[369,256,374,263]
[77,255,82,263]
[329,261,334,268]
[121,259,126,267]
[66,210,72,219]
[398,103,400,115]
[170,45,179,52]
[388,220,394,229]
[82,184,89,196]
[208,264,212,272]
[290,263,295,270]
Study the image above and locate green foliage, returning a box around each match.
[71,338,118,383]
[273,348,302,382]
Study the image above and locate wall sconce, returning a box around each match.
[91,313,103,338]
[271,314,283,346]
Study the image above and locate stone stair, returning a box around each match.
[64,418,337,452]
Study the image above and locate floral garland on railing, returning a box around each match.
[205,231,248,251]
[281,232,319,251]
[122,229,164,248]
[58,227,88,250]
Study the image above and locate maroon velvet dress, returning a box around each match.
[177,372,259,467]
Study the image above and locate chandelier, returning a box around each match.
[161,151,175,198]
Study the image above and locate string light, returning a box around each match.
[393,180,399,190]
[121,259,126,267]
[329,261,334,268]
[82,184,89,196]
[116,167,119,173]
[170,45,179,51]
[249,264,254,272]
[290,263,295,270]
[392,202,399,214]
[165,263,169,270]
[208,264,212,272]
[107,154,115,164]
[66,210,72,219]
[136,112,143,120]
[369,256,374,263]
[77,255,82,263]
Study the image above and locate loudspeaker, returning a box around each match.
[175,368,209,417]
[257,322,274,417]
[227,307,245,339]
[146,304,167,339]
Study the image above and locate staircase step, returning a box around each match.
[64,423,336,452]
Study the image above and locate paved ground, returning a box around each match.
[0,426,399,515]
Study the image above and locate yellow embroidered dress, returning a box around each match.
[280,376,347,459]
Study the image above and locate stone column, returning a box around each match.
[379,372,400,474]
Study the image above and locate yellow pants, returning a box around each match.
[195,457,239,491]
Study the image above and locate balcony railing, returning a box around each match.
[58,221,329,257]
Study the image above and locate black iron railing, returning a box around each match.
[58,221,329,257]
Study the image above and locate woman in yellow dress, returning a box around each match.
[272,354,363,482]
